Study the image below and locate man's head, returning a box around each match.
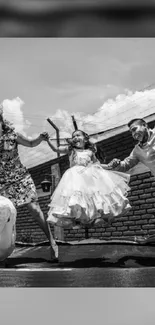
[128,118,149,143]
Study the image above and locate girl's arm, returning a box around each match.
[92,151,101,164]
[100,164,114,170]
[47,138,69,154]
[16,132,49,147]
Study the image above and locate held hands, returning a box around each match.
[39,132,49,141]
[107,158,121,169]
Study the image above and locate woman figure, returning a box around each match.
[47,129,131,229]
[0,105,57,259]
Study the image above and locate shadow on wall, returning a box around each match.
[1,1,155,36]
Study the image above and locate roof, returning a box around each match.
[90,112,155,143]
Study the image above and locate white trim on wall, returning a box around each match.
[129,163,150,176]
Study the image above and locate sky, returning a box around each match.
[1,38,155,167]
[0,288,155,325]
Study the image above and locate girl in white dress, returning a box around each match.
[47,130,131,229]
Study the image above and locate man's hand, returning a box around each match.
[108,158,121,169]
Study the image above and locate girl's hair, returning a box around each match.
[66,130,97,154]
[128,118,147,128]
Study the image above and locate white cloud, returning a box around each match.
[2,97,31,134]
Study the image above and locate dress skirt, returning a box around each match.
[47,163,131,228]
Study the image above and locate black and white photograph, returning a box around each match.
[2,4,155,325]
[1,38,155,287]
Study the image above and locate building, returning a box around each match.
[16,114,155,243]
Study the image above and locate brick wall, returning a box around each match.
[16,120,155,242]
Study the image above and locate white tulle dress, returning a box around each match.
[47,149,131,228]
